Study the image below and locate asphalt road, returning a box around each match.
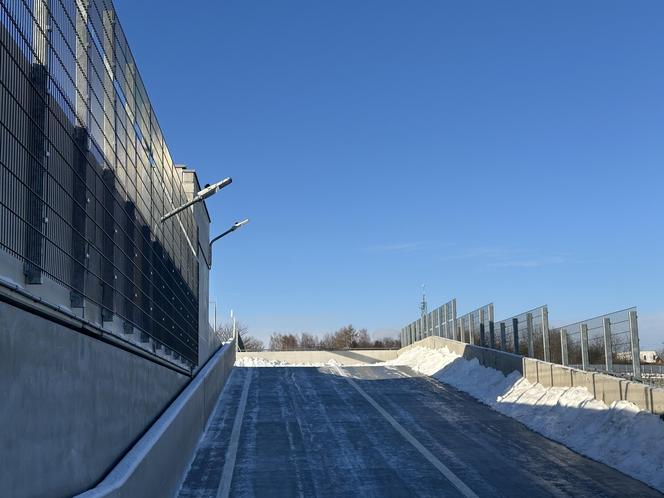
[177,365,662,498]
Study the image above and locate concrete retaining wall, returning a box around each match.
[76,340,236,498]
[403,336,664,415]
[237,349,399,365]
[0,300,189,498]
[400,336,524,376]
[523,358,664,415]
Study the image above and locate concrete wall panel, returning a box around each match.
[237,349,399,365]
[0,300,189,498]
[76,341,236,498]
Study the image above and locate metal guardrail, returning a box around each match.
[1,1,199,364]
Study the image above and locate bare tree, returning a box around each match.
[269,333,299,351]
[243,335,265,352]
[299,333,319,350]
[353,328,372,348]
[216,320,248,343]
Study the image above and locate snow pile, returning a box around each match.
[391,347,664,492]
[235,357,346,367]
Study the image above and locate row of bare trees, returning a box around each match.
[269,325,401,351]
[215,322,400,352]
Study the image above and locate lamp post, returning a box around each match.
[160,177,232,223]
[208,219,249,268]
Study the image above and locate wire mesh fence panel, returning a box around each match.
[429,299,456,339]
[554,308,637,377]
[495,306,548,358]
[0,1,200,365]
[455,304,492,346]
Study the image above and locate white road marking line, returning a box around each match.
[336,366,479,498]
[217,369,253,498]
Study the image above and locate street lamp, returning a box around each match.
[160,177,232,222]
[209,219,250,268]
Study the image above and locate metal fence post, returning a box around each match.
[479,309,485,347]
[603,318,613,373]
[513,318,519,354]
[580,323,589,371]
[541,307,550,363]
[629,310,642,381]
[442,304,447,338]
[560,328,569,366]
[451,299,457,340]
[526,313,534,358]
[500,322,506,351]
[489,304,495,349]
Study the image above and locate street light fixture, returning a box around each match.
[210,219,250,247]
[160,177,232,222]
[209,219,250,268]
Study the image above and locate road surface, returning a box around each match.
[178,365,662,497]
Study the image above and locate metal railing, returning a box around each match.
[1,0,199,365]
[402,300,645,382]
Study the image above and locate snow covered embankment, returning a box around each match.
[390,347,664,493]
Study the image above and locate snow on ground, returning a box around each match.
[388,346,664,492]
[235,357,347,367]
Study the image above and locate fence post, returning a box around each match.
[468,315,475,345]
[500,322,506,351]
[479,309,486,347]
[526,313,534,357]
[603,318,613,373]
[580,323,589,371]
[489,305,495,349]
[513,318,520,354]
[440,308,444,336]
[560,328,569,366]
[629,310,642,381]
[541,307,550,363]
[451,299,457,340]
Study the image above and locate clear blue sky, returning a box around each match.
[114,0,664,348]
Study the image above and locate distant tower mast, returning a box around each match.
[420,284,428,317]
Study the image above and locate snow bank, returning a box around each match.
[390,347,664,492]
[235,357,345,367]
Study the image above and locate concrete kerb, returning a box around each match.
[75,341,236,498]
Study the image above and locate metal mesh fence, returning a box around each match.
[401,299,457,347]
[495,306,549,360]
[0,0,199,365]
[457,303,493,347]
[403,301,644,382]
[552,307,638,378]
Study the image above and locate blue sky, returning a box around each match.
[114,0,664,348]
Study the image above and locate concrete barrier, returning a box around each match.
[0,300,190,498]
[522,359,664,415]
[76,341,236,498]
[401,336,523,376]
[237,349,399,365]
[406,337,664,415]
